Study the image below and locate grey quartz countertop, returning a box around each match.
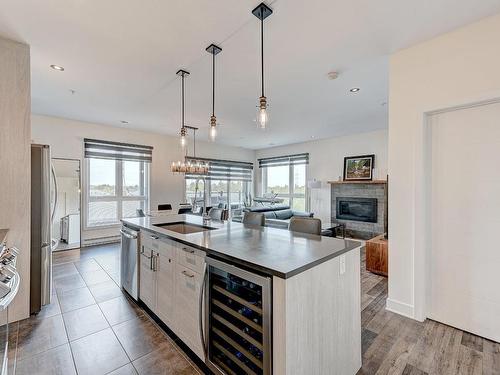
[122,215,361,279]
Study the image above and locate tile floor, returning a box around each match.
[10,244,201,375]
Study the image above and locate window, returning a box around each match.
[259,153,308,211]
[86,159,149,227]
[84,139,152,228]
[184,158,253,212]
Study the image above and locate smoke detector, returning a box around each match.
[327,71,339,80]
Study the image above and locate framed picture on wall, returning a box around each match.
[343,154,375,181]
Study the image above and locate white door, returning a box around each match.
[429,101,500,342]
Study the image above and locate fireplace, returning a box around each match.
[336,197,377,223]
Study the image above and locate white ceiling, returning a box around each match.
[1,1,500,149]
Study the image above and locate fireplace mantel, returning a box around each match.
[328,180,387,185]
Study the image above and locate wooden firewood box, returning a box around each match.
[365,234,388,277]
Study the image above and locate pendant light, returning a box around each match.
[178,69,189,148]
[252,2,273,129]
[171,69,208,175]
[206,44,222,141]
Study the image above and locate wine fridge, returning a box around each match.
[202,257,271,375]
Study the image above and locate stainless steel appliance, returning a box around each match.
[202,257,272,375]
[0,242,20,375]
[120,225,139,300]
[30,144,58,314]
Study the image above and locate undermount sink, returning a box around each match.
[153,221,216,234]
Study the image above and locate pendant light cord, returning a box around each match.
[261,17,264,97]
[181,73,185,129]
[212,52,215,117]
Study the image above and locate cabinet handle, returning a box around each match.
[152,254,158,272]
[150,235,159,240]
[182,247,195,254]
[181,270,195,278]
[199,264,208,358]
[141,248,152,259]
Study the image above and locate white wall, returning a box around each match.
[388,12,500,320]
[0,37,30,322]
[255,130,388,223]
[31,114,255,243]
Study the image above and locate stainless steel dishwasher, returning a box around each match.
[120,225,139,300]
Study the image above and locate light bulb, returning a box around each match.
[209,125,217,141]
[257,107,268,129]
[180,134,186,148]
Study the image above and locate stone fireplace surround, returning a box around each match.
[330,181,387,240]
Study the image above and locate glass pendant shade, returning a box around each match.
[209,124,217,141]
[257,96,268,129]
[209,114,217,141]
[180,127,187,148]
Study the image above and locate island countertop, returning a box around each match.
[122,214,361,279]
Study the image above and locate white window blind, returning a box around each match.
[84,138,153,162]
[258,153,309,168]
[185,157,253,182]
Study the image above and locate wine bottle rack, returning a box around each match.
[205,258,271,375]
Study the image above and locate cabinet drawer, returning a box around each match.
[140,231,160,250]
[141,232,175,257]
[176,244,205,274]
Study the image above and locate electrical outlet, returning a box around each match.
[339,255,346,275]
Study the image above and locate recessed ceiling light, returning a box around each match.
[311,135,315,139]
[349,87,360,93]
[50,64,65,71]
[120,120,129,124]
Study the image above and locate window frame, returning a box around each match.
[261,163,308,211]
[83,158,150,229]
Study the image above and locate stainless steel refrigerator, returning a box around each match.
[30,144,58,314]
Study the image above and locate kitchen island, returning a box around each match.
[122,214,362,375]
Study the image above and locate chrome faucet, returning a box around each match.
[193,178,210,225]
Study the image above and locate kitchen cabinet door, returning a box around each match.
[139,246,156,312]
[156,242,175,326]
[174,263,205,360]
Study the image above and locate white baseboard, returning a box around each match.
[385,298,415,319]
[82,236,120,247]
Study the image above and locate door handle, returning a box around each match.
[120,229,137,239]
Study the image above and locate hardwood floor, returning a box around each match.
[8,244,500,374]
[358,248,500,375]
